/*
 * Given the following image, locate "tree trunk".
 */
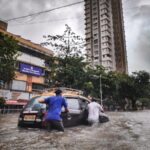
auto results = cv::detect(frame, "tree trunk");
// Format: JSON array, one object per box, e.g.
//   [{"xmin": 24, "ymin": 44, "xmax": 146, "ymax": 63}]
[{"xmin": 131, "ymin": 99, "xmax": 137, "ymax": 110}]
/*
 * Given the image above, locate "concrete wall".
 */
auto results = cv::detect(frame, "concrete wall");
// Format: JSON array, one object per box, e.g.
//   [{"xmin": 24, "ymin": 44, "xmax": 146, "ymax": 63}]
[{"xmin": 0, "ymin": 89, "xmax": 36, "ymax": 100}]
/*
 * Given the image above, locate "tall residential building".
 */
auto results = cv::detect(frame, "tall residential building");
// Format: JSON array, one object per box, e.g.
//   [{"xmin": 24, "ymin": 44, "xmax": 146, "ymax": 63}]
[{"xmin": 85, "ymin": 0, "xmax": 128, "ymax": 73}]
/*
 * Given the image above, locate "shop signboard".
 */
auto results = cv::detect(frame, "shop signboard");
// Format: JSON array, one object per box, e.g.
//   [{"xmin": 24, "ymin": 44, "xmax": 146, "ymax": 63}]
[{"xmin": 20, "ymin": 63, "xmax": 43, "ymax": 76}]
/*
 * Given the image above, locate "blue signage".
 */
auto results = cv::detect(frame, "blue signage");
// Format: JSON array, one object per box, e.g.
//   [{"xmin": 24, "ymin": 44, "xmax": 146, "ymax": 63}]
[{"xmin": 20, "ymin": 63, "xmax": 43, "ymax": 76}]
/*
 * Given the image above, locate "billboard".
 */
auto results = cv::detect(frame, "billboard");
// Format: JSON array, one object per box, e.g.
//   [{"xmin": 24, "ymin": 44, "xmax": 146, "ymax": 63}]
[{"xmin": 19, "ymin": 63, "xmax": 43, "ymax": 76}]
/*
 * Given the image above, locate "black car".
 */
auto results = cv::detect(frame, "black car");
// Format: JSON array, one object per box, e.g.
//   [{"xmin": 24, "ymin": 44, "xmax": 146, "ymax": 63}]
[
  {"xmin": 18, "ymin": 94, "xmax": 91, "ymax": 128},
  {"xmin": 18, "ymin": 89, "xmax": 109, "ymax": 128}
]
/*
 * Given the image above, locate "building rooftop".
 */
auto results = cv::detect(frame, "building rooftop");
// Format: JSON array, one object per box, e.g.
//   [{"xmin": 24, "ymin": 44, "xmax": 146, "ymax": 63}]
[{"xmin": 0, "ymin": 28, "xmax": 53, "ymax": 57}]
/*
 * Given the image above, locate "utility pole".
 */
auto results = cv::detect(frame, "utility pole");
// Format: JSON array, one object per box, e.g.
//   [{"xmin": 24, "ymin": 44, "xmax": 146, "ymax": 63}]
[{"xmin": 100, "ymin": 74, "xmax": 103, "ymax": 106}]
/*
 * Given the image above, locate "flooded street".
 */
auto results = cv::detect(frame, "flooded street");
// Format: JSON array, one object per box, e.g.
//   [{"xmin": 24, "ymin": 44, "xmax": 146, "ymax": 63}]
[{"xmin": 0, "ymin": 111, "xmax": 150, "ymax": 150}]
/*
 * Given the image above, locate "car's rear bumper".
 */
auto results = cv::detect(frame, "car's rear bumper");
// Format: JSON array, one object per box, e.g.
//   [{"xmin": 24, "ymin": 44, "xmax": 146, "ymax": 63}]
[{"xmin": 18, "ymin": 120, "xmax": 43, "ymax": 128}]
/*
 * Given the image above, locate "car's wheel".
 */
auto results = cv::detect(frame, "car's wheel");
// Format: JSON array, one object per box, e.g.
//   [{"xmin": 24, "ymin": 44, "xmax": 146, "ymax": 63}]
[{"xmin": 99, "ymin": 115, "xmax": 109, "ymax": 123}]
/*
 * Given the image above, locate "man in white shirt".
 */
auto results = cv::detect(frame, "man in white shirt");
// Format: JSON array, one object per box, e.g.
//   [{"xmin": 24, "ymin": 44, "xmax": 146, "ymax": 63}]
[{"xmin": 87, "ymin": 97, "xmax": 104, "ymax": 125}]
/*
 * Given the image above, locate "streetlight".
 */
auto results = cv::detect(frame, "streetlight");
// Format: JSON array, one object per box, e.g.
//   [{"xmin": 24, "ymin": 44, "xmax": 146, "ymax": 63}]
[
  {"xmin": 91, "ymin": 74, "xmax": 103, "ymax": 106},
  {"xmin": 99, "ymin": 74, "xmax": 103, "ymax": 106}
]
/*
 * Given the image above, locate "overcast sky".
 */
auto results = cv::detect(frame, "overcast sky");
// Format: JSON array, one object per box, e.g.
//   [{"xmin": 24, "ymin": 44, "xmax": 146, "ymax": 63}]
[{"xmin": 0, "ymin": 0, "xmax": 150, "ymax": 74}]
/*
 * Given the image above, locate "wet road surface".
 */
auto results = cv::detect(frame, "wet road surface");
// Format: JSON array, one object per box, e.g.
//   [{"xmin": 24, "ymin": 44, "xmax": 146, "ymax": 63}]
[{"xmin": 0, "ymin": 110, "xmax": 150, "ymax": 150}]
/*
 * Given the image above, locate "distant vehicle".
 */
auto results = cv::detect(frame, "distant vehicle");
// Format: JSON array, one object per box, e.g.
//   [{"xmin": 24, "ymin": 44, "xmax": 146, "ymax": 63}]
[{"xmin": 18, "ymin": 88, "xmax": 109, "ymax": 128}]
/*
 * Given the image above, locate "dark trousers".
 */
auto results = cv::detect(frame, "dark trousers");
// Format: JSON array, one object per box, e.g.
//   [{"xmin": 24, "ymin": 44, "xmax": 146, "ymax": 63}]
[{"xmin": 46, "ymin": 120, "xmax": 64, "ymax": 132}]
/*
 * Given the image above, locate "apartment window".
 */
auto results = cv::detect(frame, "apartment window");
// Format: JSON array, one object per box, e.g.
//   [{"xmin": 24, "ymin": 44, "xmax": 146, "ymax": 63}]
[
  {"xmin": 101, "ymin": 13, "xmax": 109, "ymax": 19},
  {"xmin": 102, "ymin": 48, "xmax": 111, "ymax": 53},
  {"xmin": 86, "ymin": 38, "xmax": 91, "ymax": 43},
  {"xmin": 93, "ymin": 22, "xmax": 98, "ymax": 27},
  {"xmin": 103, "ymin": 42, "xmax": 111, "ymax": 46},
  {"xmin": 86, "ymin": 33, "xmax": 91, "ymax": 37},
  {"xmin": 93, "ymin": 17, "xmax": 98, "ymax": 22},
  {"xmin": 101, "ymin": 24, "xmax": 110, "ymax": 30},
  {"xmin": 107, "ymin": 60, "xmax": 112, "ymax": 65},
  {"xmin": 86, "ymin": 24, "xmax": 91, "ymax": 28},
  {"xmin": 92, "ymin": 2, "xmax": 97, "ymax": 6},
  {"xmin": 86, "ymin": 48, "xmax": 91, "ymax": 52},
  {"xmin": 32, "ymin": 83, "xmax": 44, "ymax": 91},
  {"xmin": 101, "ymin": 30, "xmax": 111, "ymax": 36},
  {"xmin": 92, "ymin": 7, "xmax": 97, "ymax": 12},
  {"xmin": 94, "ymin": 39, "xmax": 98, "ymax": 44},
  {"xmin": 86, "ymin": 28, "xmax": 91, "ymax": 33},
  {"xmin": 86, "ymin": 44, "xmax": 91, "ymax": 49},
  {"xmin": 94, "ymin": 51, "xmax": 99, "ymax": 55},
  {"xmin": 12, "ymin": 80, "xmax": 26, "ymax": 91},
  {"xmin": 85, "ymin": 11, "xmax": 90, "ymax": 16},
  {"xmin": 94, "ymin": 45, "xmax": 98, "ymax": 49},
  {"xmin": 101, "ymin": 18, "xmax": 110, "ymax": 24},
  {"xmin": 94, "ymin": 33, "xmax": 98, "ymax": 38},
  {"xmin": 107, "ymin": 54, "xmax": 111, "ymax": 57},
  {"xmin": 94, "ymin": 57, "xmax": 99, "ymax": 60},
  {"xmin": 86, "ymin": 18, "xmax": 91, "ymax": 23},
  {"xmin": 93, "ymin": 28, "xmax": 98, "ymax": 34},
  {"xmin": 100, "ymin": 2, "xmax": 109, "ymax": 8},
  {"xmin": 102, "ymin": 36, "xmax": 111, "ymax": 41},
  {"xmin": 92, "ymin": 12, "xmax": 97, "ymax": 16},
  {"xmin": 102, "ymin": 54, "xmax": 111, "ymax": 58}
]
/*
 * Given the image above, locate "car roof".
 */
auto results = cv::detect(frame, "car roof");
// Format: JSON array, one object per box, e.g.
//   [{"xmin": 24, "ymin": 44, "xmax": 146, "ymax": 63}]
[{"xmin": 39, "ymin": 87, "xmax": 90, "ymax": 102}]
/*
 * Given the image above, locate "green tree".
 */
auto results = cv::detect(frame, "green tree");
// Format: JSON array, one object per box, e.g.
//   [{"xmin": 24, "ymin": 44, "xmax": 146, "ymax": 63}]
[
  {"xmin": 55, "ymin": 56, "xmax": 87, "ymax": 88},
  {"xmin": 0, "ymin": 97, "xmax": 5, "ymax": 108},
  {"xmin": 42, "ymin": 24, "xmax": 85, "ymax": 58},
  {"xmin": 130, "ymin": 71, "xmax": 150, "ymax": 109},
  {"xmin": 137, "ymin": 98, "xmax": 150, "ymax": 109},
  {"xmin": 105, "ymin": 71, "xmax": 150, "ymax": 110},
  {"xmin": 0, "ymin": 32, "xmax": 19, "ymax": 86},
  {"xmin": 42, "ymin": 24, "xmax": 87, "ymax": 89},
  {"xmin": 84, "ymin": 65, "xmax": 105, "ymax": 98}
]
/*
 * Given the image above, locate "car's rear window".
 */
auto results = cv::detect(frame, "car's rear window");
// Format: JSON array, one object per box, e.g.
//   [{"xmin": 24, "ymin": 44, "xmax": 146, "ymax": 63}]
[{"xmin": 25, "ymin": 96, "xmax": 48, "ymax": 111}]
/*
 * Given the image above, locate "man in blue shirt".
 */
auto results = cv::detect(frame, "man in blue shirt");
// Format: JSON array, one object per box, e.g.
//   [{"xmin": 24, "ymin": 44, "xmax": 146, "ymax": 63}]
[{"xmin": 38, "ymin": 89, "xmax": 69, "ymax": 132}]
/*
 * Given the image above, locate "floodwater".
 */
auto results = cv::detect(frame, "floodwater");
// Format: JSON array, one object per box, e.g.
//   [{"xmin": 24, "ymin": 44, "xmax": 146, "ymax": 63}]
[{"xmin": 0, "ymin": 111, "xmax": 150, "ymax": 150}]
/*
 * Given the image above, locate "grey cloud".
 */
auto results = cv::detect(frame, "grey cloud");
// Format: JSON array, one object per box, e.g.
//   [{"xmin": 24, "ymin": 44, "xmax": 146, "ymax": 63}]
[
  {"xmin": 0, "ymin": 0, "xmax": 85, "ymax": 47},
  {"xmin": 135, "ymin": 23, "xmax": 150, "ymax": 71},
  {"xmin": 123, "ymin": 0, "xmax": 150, "ymax": 73}
]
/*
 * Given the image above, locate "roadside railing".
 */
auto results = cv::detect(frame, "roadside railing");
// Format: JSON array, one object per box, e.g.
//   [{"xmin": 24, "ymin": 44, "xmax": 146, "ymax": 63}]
[{"xmin": 0, "ymin": 109, "xmax": 22, "ymax": 114}]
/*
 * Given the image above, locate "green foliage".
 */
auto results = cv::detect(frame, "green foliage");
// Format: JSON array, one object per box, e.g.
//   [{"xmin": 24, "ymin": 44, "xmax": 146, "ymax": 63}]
[
  {"xmin": 106, "ymin": 71, "xmax": 150, "ymax": 110},
  {"xmin": 42, "ymin": 24, "xmax": 85, "ymax": 58},
  {"xmin": 53, "ymin": 56, "xmax": 87, "ymax": 89},
  {"xmin": 83, "ymin": 81, "xmax": 94, "ymax": 96},
  {"xmin": 0, "ymin": 32, "xmax": 19, "ymax": 85},
  {"xmin": 137, "ymin": 98, "xmax": 150, "ymax": 109}
]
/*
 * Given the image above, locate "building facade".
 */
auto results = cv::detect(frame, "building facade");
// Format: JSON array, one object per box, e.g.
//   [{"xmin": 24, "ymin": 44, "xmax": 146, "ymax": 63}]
[
  {"xmin": 0, "ymin": 20, "xmax": 53, "ymax": 100},
  {"xmin": 85, "ymin": 0, "xmax": 128, "ymax": 73}
]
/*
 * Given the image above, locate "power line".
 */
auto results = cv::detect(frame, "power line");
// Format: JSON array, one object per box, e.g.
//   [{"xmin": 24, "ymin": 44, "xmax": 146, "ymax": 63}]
[
  {"xmin": 9, "ymin": 16, "xmax": 84, "ymax": 26},
  {"xmin": 5, "ymin": 1, "xmax": 84, "ymax": 22}
]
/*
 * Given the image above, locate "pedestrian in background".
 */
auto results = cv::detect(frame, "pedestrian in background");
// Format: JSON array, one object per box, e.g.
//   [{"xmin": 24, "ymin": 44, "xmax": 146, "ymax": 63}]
[
  {"xmin": 87, "ymin": 97, "xmax": 104, "ymax": 125},
  {"xmin": 38, "ymin": 89, "xmax": 69, "ymax": 132}
]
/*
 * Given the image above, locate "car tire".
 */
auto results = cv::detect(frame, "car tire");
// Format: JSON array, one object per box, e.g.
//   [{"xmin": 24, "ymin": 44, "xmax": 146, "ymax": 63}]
[{"xmin": 99, "ymin": 115, "xmax": 109, "ymax": 123}]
